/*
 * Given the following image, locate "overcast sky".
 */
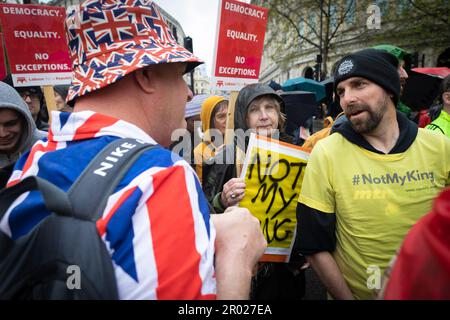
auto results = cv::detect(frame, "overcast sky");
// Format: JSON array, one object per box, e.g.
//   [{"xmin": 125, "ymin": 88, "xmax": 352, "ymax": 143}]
[{"xmin": 155, "ymin": 0, "xmax": 251, "ymax": 77}]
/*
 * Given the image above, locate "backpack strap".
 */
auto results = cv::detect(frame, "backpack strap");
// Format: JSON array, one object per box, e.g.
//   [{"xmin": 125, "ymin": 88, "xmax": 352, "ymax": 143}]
[
  {"xmin": 0, "ymin": 138, "xmax": 155, "ymax": 224},
  {"xmin": 0, "ymin": 167, "xmax": 74, "ymax": 258},
  {"xmin": 0, "ymin": 176, "xmax": 73, "ymax": 222},
  {"xmin": 68, "ymin": 138, "xmax": 156, "ymax": 221}
]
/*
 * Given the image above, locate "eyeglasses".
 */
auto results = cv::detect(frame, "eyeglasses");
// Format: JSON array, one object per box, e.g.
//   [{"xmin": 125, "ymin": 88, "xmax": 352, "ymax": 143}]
[{"xmin": 19, "ymin": 92, "xmax": 41, "ymax": 101}]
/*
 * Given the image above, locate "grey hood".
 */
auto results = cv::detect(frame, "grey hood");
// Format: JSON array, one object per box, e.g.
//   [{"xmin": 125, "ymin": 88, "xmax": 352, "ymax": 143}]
[
  {"xmin": 234, "ymin": 83, "xmax": 285, "ymax": 131},
  {"xmin": 0, "ymin": 82, "xmax": 47, "ymax": 167}
]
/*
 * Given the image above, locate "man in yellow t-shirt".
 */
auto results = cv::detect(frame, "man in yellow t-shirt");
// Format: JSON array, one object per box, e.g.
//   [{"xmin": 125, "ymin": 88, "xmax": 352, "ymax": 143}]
[{"xmin": 295, "ymin": 49, "xmax": 450, "ymax": 300}]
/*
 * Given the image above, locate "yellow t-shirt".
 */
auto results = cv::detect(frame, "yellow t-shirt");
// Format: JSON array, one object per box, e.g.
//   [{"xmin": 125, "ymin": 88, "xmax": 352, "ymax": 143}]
[{"xmin": 298, "ymin": 129, "xmax": 450, "ymax": 299}]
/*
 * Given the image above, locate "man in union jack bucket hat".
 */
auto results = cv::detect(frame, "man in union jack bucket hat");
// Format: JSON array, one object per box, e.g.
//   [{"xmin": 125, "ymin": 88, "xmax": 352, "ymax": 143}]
[
  {"xmin": 65, "ymin": 0, "xmax": 203, "ymax": 103},
  {"xmin": 1, "ymin": 0, "xmax": 266, "ymax": 299}
]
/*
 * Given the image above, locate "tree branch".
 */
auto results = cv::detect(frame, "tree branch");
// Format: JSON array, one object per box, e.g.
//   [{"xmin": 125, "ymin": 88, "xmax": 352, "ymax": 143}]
[
  {"xmin": 302, "ymin": 14, "xmax": 321, "ymax": 39},
  {"xmin": 406, "ymin": 0, "xmax": 448, "ymax": 25},
  {"xmin": 272, "ymin": 6, "xmax": 320, "ymax": 48},
  {"xmin": 328, "ymin": 0, "xmax": 355, "ymax": 42}
]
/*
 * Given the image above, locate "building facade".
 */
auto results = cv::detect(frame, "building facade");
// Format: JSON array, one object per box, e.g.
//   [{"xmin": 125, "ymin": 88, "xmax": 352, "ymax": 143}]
[
  {"xmin": 252, "ymin": 0, "xmax": 449, "ymax": 85},
  {"xmin": 193, "ymin": 65, "xmax": 211, "ymax": 95}
]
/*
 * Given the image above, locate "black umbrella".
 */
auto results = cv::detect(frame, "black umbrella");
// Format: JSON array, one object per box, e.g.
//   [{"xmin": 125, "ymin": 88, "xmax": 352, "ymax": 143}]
[
  {"xmin": 401, "ymin": 70, "xmax": 442, "ymax": 111},
  {"xmin": 320, "ymin": 77, "xmax": 334, "ymax": 103},
  {"xmin": 279, "ymin": 91, "xmax": 318, "ymax": 134},
  {"xmin": 319, "ymin": 77, "xmax": 343, "ymax": 118}
]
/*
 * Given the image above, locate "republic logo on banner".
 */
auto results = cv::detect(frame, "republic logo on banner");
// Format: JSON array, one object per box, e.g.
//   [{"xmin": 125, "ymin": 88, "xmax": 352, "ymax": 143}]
[
  {"xmin": 212, "ymin": 0, "xmax": 269, "ymax": 91},
  {"xmin": 0, "ymin": 4, "xmax": 72, "ymax": 87}
]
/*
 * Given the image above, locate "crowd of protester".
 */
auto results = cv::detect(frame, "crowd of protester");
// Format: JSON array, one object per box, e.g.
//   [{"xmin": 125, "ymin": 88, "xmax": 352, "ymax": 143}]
[{"xmin": 0, "ymin": 0, "xmax": 449, "ymax": 300}]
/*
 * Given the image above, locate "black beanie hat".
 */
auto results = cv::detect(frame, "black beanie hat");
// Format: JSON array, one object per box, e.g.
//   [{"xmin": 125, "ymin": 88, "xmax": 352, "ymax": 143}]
[{"xmin": 334, "ymin": 48, "xmax": 400, "ymax": 105}]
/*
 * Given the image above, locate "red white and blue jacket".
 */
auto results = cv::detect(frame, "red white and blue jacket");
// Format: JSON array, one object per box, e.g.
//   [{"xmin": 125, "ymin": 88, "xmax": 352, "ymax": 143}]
[{"xmin": 0, "ymin": 111, "xmax": 217, "ymax": 299}]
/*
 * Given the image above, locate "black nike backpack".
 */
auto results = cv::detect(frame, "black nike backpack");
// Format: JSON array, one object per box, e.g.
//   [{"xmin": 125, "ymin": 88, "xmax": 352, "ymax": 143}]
[{"xmin": 0, "ymin": 138, "xmax": 155, "ymax": 299}]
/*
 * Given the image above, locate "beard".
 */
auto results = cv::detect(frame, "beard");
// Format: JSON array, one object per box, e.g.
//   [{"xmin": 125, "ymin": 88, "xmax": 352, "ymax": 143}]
[
  {"xmin": 400, "ymin": 80, "xmax": 405, "ymax": 96},
  {"xmin": 345, "ymin": 95, "xmax": 389, "ymax": 134}
]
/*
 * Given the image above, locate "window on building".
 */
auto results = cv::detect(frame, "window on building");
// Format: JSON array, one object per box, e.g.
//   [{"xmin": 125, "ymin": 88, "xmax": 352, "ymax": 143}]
[
  {"xmin": 329, "ymin": 2, "xmax": 339, "ymax": 30},
  {"xmin": 396, "ymin": 0, "xmax": 412, "ymax": 14},
  {"xmin": 298, "ymin": 19, "xmax": 305, "ymax": 37},
  {"xmin": 172, "ymin": 27, "xmax": 178, "ymax": 43},
  {"xmin": 303, "ymin": 66, "xmax": 314, "ymax": 79},
  {"xmin": 308, "ymin": 12, "xmax": 316, "ymax": 35},
  {"xmin": 344, "ymin": 0, "xmax": 356, "ymax": 25},
  {"xmin": 374, "ymin": 0, "xmax": 389, "ymax": 16}
]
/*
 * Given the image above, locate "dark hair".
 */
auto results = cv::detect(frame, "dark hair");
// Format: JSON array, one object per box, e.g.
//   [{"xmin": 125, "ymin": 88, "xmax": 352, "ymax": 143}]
[
  {"xmin": 54, "ymin": 85, "xmax": 70, "ymax": 102},
  {"xmin": 441, "ymin": 75, "xmax": 450, "ymax": 95},
  {"xmin": 437, "ymin": 75, "xmax": 450, "ymax": 104},
  {"xmin": 210, "ymin": 100, "xmax": 228, "ymax": 129}
]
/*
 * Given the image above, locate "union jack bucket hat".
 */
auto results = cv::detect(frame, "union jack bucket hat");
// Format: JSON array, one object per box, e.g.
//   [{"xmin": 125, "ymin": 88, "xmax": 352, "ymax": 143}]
[{"xmin": 65, "ymin": 0, "xmax": 202, "ymax": 104}]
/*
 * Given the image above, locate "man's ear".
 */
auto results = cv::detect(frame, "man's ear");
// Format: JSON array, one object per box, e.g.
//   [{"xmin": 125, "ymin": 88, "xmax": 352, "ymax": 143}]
[
  {"xmin": 390, "ymin": 94, "xmax": 395, "ymax": 102},
  {"xmin": 442, "ymin": 92, "xmax": 450, "ymax": 105},
  {"xmin": 134, "ymin": 66, "xmax": 156, "ymax": 94}
]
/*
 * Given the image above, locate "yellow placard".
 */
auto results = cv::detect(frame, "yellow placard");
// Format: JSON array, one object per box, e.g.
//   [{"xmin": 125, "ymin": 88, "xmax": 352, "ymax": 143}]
[{"xmin": 239, "ymin": 134, "xmax": 309, "ymax": 262}]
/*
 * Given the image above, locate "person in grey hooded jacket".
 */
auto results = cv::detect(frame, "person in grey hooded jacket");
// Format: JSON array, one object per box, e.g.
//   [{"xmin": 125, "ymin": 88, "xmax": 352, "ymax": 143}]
[
  {"xmin": 203, "ymin": 83, "xmax": 292, "ymax": 211},
  {"xmin": 0, "ymin": 82, "xmax": 47, "ymax": 187},
  {"xmin": 202, "ymin": 83, "xmax": 305, "ymax": 300}
]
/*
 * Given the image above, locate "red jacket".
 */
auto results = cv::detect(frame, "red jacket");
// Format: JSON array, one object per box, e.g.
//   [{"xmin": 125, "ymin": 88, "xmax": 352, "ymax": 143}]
[
  {"xmin": 384, "ymin": 188, "xmax": 450, "ymax": 299},
  {"xmin": 418, "ymin": 109, "xmax": 431, "ymax": 128}
]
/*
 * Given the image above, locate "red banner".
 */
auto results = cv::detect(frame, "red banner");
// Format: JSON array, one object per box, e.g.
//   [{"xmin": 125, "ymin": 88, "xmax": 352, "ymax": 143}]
[
  {"xmin": 0, "ymin": 4, "xmax": 72, "ymax": 87},
  {"xmin": 212, "ymin": 0, "xmax": 269, "ymax": 91},
  {"xmin": 0, "ymin": 33, "xmax": 6, "ymax": 81}
]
